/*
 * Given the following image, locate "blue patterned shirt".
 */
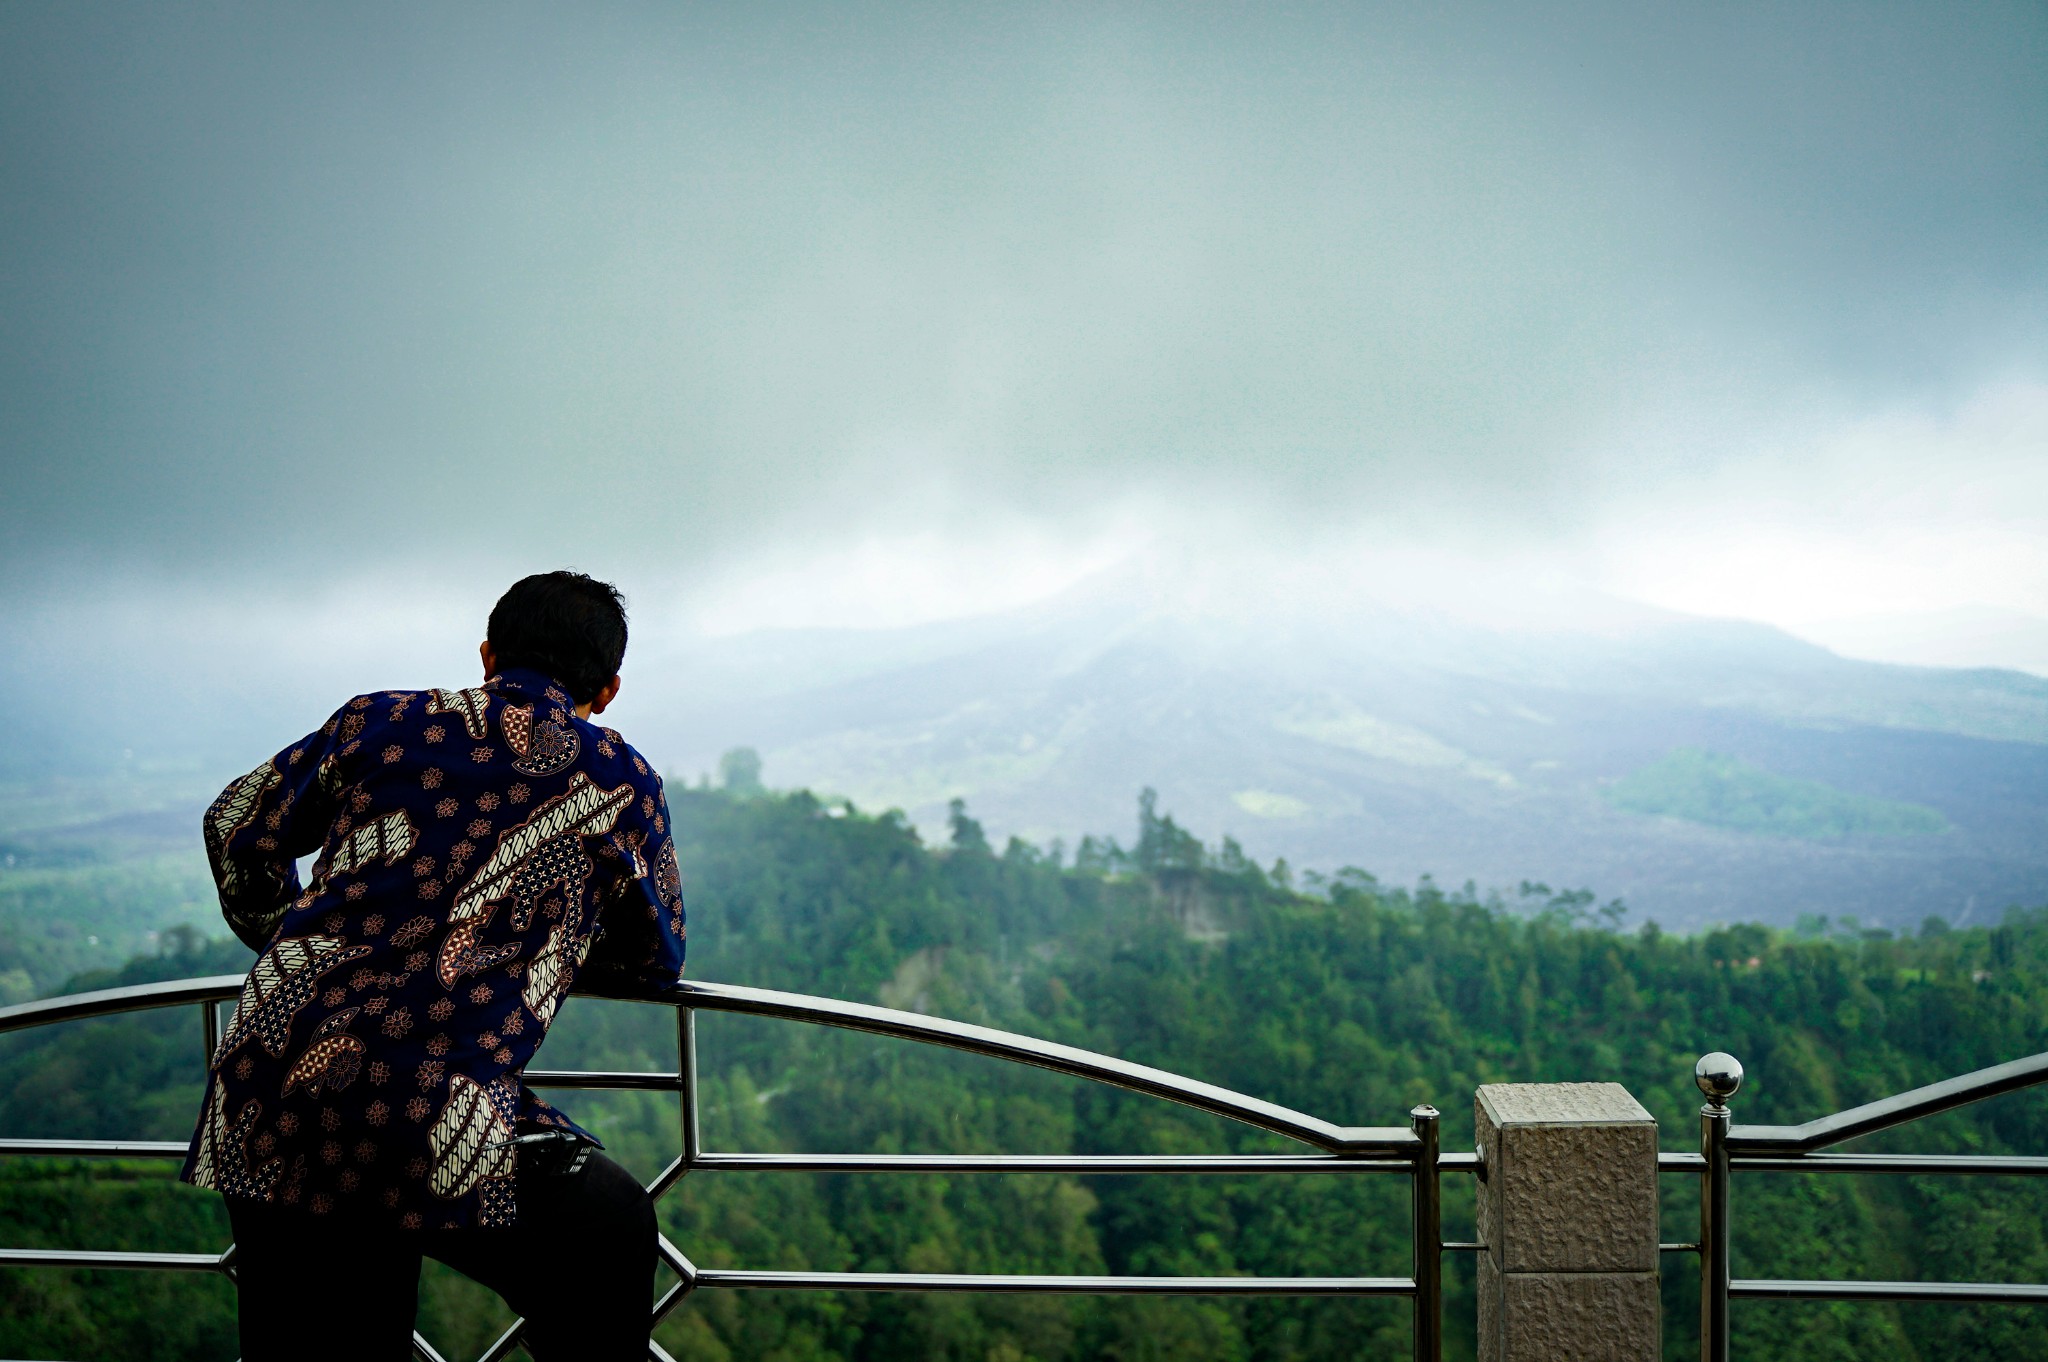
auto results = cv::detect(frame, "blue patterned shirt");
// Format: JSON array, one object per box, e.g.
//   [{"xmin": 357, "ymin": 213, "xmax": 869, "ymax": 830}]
[{"xmin": 181, "ymin": 667, "xmax": 686, "ymax": 1229}]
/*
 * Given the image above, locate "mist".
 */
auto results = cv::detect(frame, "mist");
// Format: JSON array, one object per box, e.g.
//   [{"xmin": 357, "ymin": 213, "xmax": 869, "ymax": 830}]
[
  {"xmin": 2, "ymin": 3, "xmax": 2043, "ymax": 632},
  {"xmin": 3, "ymin": 3, "xmax": 2046, "ymax": 886}
]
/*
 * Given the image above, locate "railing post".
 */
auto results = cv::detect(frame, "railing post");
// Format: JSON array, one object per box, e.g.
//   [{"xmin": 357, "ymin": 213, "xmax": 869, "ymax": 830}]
[
  {"xmin": 679, "ymin": 1006, "xmax": 701, "ymax": 1167},
  {"xmin": 1696, "ymin": 1054, "xmax": 1742, "ymax": 1362},
  {"xmin": 1475, "ymin": 1082, "xmax": 1660, "ymax": 1361},
  {"xmin": 200, "ymin": 1000, "xmax": 220, "ymax": 1065},
  {"xmin": 1411, "ymin": 1104, "xmax": 1442, "ymax": 1362}
]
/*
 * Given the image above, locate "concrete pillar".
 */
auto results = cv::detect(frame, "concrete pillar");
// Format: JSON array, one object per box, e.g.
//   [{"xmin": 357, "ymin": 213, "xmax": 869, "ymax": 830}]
[{"xmin": 1475, "ymin": 1082, "xmax": 1660, "ymax": 1362}]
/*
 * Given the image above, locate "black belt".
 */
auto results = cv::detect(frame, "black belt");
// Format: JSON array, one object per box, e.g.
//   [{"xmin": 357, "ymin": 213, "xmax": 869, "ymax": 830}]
[{"xmin": 484, "ymin": 1129, "xmax": 595, "ymax": 1178}]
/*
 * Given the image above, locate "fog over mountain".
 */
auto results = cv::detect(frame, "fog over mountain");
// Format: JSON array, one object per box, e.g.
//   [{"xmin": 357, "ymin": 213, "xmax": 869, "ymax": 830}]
[
  {"xmin": 8, "ymin": 559, "xmax": 2044, "ymax": 936},
  {"xmin": 652, "ymin": 570, "xmax": 2048, "ymax": 934},
  {"xmin": 1, "ymin": 3, "xmax": 2044, "ymax": 934}
]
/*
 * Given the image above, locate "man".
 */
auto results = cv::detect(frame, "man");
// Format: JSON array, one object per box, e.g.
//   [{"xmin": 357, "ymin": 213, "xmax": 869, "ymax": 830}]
[{"xmin": 182, "ymin": 571, "xmax": 686, "ymax": 1361}]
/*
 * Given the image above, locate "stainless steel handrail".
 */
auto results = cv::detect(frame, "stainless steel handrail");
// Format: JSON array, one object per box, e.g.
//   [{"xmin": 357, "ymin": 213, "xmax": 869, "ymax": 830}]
[
  {"xmin": 0, "ymin": 1138, "xmax": 190, "ymax": 1159},
  {"xmin": 0, "ymin": 975, "xmax": 1453, "ymax": 1362},
  {"xmin": 0, "ymin": 973, "xmax": 245, "ymax": 1032},
  {"xmin": 1693, "ymin": 1047, "xmax": 2048, "ymax": 1362},
  {"xmin": 1731, "ymin": 1153, "xmax": 2048, "ymax": 1176},
  {"xmin": 1730, "ymin": 1279, "xmax": 2048, "ymax": 1303},
  {"xmin": 671, "ymin": 980, "xmax": 1419, "ymax": 1155},
  {"xmin": 1726, "ymin": 1050, "xmax": 2048, "ymax": 1154},
  {"xmin": 687, "ymin": 1153, "xmax": 1412, "ymax": 1173},
  {"xmin": 693, "ymin": 1269, "xmax": 1417, "ymax": 1294}
]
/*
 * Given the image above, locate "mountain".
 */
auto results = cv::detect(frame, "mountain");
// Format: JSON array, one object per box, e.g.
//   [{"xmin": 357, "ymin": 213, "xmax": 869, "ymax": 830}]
[
  {"xmin": 1802, "ymin": 603, "xmax": 2048, "ymax": 676},
  {"xmin": 4, "ymin": 571, "xmax": 2043, "ymax": 936},
  {"xmin": 629, "ymin": 574, "xmax": 2048, "ymax": 933}
]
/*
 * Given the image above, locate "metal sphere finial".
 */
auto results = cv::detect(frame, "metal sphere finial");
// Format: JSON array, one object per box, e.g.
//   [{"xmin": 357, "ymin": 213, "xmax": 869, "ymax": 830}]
[{"xmin": 1695, "ymin": 1052, "xmax": 1744, "ymax": 1105}]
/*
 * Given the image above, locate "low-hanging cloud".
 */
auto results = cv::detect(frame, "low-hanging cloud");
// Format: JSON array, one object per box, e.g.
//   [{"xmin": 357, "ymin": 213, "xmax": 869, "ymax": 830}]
[{"xmin": 1, "ymin": 0, "xmax": 2044, "ymax": 604}]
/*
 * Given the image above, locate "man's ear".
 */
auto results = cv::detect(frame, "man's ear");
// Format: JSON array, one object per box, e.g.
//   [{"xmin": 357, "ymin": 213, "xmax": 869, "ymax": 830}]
[
  {"xmin": 587, "ymin": 674, "xmax": 622, "ymax": 717},
  {"xmin": 479, "ymin": 641, "xmax": 497, "ymax": 680}
]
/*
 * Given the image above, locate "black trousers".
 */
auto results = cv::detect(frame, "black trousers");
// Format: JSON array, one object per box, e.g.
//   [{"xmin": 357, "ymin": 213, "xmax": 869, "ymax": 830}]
[{"xmin": 225, "ymin": 1152, "xmax": 656, "ymax": 1362}]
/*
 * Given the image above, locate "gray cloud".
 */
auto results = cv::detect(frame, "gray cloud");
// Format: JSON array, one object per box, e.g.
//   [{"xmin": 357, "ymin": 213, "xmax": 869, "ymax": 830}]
[{"xmin": 1, "ymin": 1, "xmax": 2044, "ymax": 582}]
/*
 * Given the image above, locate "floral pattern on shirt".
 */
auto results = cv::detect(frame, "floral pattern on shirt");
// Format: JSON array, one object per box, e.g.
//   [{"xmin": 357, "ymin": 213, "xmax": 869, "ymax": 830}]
[{"xmin": 182, "ymin": 668, "xmax": 685, "ymax": 1229}]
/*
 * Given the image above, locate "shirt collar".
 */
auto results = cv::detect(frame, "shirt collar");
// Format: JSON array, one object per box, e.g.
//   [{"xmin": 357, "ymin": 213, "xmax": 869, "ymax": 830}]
[{"xmin": 485, "ymin": 666, "xmax": 577, "ymax": 709}]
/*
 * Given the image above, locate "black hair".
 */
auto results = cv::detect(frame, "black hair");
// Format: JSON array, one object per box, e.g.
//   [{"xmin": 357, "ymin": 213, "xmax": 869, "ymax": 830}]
[{"xmin": 486, "ymin": 571, "xmax": 629, "ymax": 704}]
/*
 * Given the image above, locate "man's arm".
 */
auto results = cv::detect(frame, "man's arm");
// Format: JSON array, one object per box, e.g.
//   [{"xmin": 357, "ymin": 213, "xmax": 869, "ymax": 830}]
[
  {"xmin": 202, "ymin": 709, "xmax": 348, "ymax": 951},
  {"xmin": 577, "ymin": 774, "xmax": 687, "ymax": 1000}
]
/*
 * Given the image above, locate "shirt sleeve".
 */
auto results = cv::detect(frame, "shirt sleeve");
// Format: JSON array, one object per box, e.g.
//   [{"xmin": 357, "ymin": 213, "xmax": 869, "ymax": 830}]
[
  {"xmin": 201, "ymin": 709, "xmax": 348, "ymax": 952},
  {"xmin": 576, "ymin": 773, "xmax": 687, "ymax": 1000}
]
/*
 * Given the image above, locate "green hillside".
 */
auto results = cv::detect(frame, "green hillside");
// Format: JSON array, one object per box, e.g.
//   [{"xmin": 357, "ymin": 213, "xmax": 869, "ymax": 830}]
[
  {"xmin": 3, "ymin": 786, "xmax": 2047, "ymax": 1360},
  {"xmin": 1606, "ymin": 747, "xmax": 1952, "ymax": 840}
]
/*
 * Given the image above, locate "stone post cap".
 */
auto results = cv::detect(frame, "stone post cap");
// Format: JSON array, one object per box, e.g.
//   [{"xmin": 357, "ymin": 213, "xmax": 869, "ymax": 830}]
[
  {"xmin": 1477, "ymin": 1082, "xmax": 1654, "ymax": 1127},
  {"xmin": 1476, "ymin": 1082, "xmax": 1659, "ymax": 1278}
]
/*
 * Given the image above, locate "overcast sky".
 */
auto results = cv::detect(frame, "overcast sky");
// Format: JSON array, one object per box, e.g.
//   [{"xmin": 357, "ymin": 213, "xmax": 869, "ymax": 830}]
[{"xmin": 3, "ymin": 1, "xmax": 2045, "ymax": 673}]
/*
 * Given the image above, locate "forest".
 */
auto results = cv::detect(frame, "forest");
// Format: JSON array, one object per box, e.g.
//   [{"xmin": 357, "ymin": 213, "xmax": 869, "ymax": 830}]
[{"xmin": 4, "ymin": 781, "xmax": 2048, "ymax": 1361}]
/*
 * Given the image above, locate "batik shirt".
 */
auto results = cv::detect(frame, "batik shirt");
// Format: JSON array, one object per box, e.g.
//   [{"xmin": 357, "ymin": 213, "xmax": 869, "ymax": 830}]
[{"xmin": 181, "ymin": 667, "xmax": 686, "ymax": 1230}]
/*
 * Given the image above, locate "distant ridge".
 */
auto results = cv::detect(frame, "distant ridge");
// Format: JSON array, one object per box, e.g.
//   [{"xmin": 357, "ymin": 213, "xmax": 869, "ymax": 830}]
[
  {"xmin": 4, "ymin": 572, "xmax": 2043, "ymax": 933},
  {"xmin": 640, "ymin": 577, "xmax": 2048, "ymax": 933}
]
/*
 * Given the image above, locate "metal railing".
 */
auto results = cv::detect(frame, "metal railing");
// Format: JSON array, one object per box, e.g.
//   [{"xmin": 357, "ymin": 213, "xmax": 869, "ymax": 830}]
[
  {"xmin": 1689, "ymin": 1047, "xmax": 2048, "ymax": 1362},
  {"xmin": 0, "ymin": 976, "xmax": 1462, "ymax": 1362}
]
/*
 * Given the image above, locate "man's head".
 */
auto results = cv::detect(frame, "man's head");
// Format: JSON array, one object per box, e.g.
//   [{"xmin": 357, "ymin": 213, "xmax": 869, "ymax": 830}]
[{"xmin": 481, "ymin": 571, "xmax": 628, "ymax": 715}]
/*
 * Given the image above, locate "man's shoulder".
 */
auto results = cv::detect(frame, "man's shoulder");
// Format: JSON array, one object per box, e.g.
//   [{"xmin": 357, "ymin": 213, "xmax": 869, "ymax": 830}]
[
  {"xmin": 576, "ymin": 721, "xmax": 662, "ymax": 788},
  {"xmin": 331, "ymin": 687, "xmax": 455, "ymax": 715},
  {"xmin": 396, "ymin": 685, "xmax": 498, "ymax": 737},
  {"xmin": 320, "ymin": 686, "xmax": 491, "ymax": 750}
]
